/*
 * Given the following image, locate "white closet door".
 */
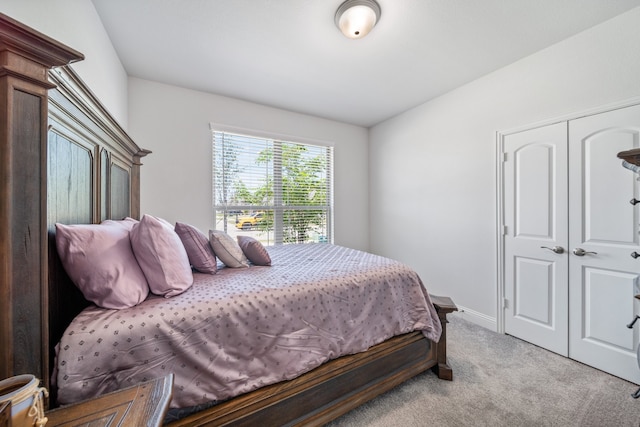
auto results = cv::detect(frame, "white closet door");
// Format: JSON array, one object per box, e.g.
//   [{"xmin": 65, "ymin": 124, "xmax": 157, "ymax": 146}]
[
  {"xmin": 568, "ymin": 104, "xmax": 640, "ymax": 384},
  {"xmin": 504, "ymin": 122, "xmax": 569, "ymax": 356}
]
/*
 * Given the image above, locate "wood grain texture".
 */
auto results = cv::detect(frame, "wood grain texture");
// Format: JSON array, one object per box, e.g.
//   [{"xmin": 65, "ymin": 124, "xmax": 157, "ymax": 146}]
[
  {"xmin": 430, "ymin": 295, "xmax": 458, "ymax": 380},
  {"xmin": 0, "ymin": 401, "xmax": 10, "ymax": 427},
  {"xmin": 0, "ymin": 12, "xmax": 82, "ymax": 381},
  {"xmin": 9, "ymin": 89, "xmax": 43, "ymax": 377},
  {"xmin": 110, "ymin": 163, "xmax": 130, "ymax": 220},
  {"xmin": 46, "ymin": 375, "xmax": 173, "ymax": 427}
]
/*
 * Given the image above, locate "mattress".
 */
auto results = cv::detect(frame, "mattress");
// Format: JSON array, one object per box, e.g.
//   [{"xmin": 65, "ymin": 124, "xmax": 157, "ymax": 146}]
[{"xmin": 54, "ymin": 243, "xmax": 442, "ymax": 408}]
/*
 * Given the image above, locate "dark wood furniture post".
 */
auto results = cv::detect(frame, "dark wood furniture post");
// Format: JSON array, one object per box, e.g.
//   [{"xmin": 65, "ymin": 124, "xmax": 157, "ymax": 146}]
[
  {"xmin": 132, "ymin": 149, "xmax": 152, "ymax": 220},
  {"xmin": 430, "ymin": 295, "xmax": 458, "ymax": 380},
  {"xmin": 0, "ymin": 13, "xmax": 83, "ymax": 382}
]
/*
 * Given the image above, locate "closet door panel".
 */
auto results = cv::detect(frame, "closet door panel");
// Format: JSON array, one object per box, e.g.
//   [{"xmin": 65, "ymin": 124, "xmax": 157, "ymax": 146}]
[
  {"xmin": 581, "ymin": 127, "xmax": 638, "ymax": 244},
  {"xmin": 568, "ymin": 103, "xmax": 640, "ymax": 384},
  {"xmin": 503, "ymin": 122, "xmax": 569, "ymax": 356}
]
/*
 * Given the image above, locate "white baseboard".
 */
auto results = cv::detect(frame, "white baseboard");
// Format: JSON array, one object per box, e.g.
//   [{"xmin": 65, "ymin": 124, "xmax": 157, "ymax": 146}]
[{"xmin": 450, "ymin": 305, "xmax": 497, "ymax": 332}]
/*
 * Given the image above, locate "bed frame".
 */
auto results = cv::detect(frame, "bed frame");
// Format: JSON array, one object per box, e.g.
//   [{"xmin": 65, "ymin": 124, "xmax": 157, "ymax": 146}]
[{"xmin": 0, "ymin": 13, "xmax": 457, "ymax": 426}]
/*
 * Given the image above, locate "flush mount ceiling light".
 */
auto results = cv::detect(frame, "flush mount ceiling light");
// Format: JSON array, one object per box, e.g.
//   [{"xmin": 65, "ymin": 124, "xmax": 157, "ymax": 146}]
[{"xmin": 335, "ymin": 0, "xmax": 381, "ymax": 39}]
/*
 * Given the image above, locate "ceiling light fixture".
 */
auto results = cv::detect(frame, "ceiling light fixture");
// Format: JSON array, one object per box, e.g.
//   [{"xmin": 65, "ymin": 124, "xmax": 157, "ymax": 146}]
[{"xmin": 335, "ymin": 0, "xmax": 381, "ymax": 39}]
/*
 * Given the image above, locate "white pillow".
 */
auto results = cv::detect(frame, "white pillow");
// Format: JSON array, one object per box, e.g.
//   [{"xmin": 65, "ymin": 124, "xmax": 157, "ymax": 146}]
[{"xmin": 209, "ymin": 230, "xmax": 249, "ymax": 268}]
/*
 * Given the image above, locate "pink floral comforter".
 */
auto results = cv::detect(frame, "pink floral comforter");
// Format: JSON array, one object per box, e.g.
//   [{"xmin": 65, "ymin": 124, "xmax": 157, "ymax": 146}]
[{"xmin": 54, "ymin": 244, "xmax": 441, "ymax": 408}]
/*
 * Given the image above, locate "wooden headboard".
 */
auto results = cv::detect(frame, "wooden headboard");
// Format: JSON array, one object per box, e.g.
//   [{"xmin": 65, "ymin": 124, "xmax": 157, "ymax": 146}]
[
  {"xmin": 0, "ymin": 13, "xmax": 149, "ymax": 396},
  {"xmin": 46, "ymin": 66, "xmax": 150, "ymax": 395}
]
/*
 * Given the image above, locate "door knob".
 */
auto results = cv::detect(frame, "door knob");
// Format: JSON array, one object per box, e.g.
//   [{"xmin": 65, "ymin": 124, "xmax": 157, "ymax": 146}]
[
  {"xmin": 632, "ymin": 252, "xmax": 640, "ymax": 259},
  {"xmin": 631, "ymin": 198, "xmax": 640, "ymax": 206},
  {"xmin": 573, "ymin": 248, "xmax": 597, "ymax": 256},
  {"xmin": 541, "ymin": 246, "xmax": 564, "ymax": 254}
]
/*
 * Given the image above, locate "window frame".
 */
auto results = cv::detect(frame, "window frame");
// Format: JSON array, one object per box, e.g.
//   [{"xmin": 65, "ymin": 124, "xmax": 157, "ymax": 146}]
[{"xmin": 210, "ymin": 123, "xmax": 334, "ymax": 246}]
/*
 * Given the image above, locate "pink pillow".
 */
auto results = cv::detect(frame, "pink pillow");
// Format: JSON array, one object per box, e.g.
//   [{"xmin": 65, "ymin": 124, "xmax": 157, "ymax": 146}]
[
  {"xmin": 174, "ymin": 222, "xmax": 217, "ymax": 274},
  {"xmin": 55, "ymin": 222, "xmax": 149, "ymax": 309},
  {"xmin": 130, "ymin": 215, "xmax": 194, "ymax": 297},
  {"xmin": 237, "ymin": 235, "xmax": 271, "ymax": 266}
]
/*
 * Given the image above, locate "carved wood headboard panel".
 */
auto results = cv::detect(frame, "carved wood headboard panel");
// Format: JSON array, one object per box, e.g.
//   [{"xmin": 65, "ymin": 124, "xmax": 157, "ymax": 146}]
[{"xmin": 46, "ymin": 66, "xmax": 149, "ymax": 396}]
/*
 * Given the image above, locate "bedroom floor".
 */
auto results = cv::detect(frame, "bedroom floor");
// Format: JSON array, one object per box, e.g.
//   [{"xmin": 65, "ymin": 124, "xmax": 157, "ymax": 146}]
[{"xmin": 327, "ymin": 314, "xmax": 640, "ymax": 427}]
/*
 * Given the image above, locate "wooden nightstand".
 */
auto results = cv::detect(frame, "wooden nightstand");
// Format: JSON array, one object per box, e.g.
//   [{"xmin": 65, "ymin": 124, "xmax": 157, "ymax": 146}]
[
  {"xmin": 0, "ymin": 401, "xmax": 10, "ymax": 427},
  {"xmin": 46, "ymin": 375, "xmax": 173, "ymax": 427}
]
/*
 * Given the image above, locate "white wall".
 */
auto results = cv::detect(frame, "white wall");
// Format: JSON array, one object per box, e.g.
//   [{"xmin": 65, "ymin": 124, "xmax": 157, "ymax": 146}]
[
  {"xmin": 3, "ymin": 0, "xmax": 370, "ymax": 250},
  {"xmin": 128, "ymin": 78, "xmax": 370, "ymax": 251},
  {"xmin": 1, "ymin": 0, "xmax": 129, "ymax": 128},
  {"xmin": 369, "ymin": 7, "xmax": 640, "ymax": 328}
]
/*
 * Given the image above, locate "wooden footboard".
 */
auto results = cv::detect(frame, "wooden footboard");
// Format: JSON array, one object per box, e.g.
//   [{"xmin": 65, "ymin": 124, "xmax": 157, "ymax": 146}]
[{"xmin": 169, "ymin": 296, "xmax": 457, "ymax": 427}]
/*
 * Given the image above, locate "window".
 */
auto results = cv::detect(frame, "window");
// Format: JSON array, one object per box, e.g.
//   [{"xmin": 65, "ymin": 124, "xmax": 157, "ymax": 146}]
[{"xmin": 212, "ymin": 130, "xmax": 333, "ymax": 246}]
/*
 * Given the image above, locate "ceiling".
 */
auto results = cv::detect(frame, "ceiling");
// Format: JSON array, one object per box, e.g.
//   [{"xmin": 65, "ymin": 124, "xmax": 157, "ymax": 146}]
[{"xmin": 92, "ymin": 0, "xmax": 640, "ymax": 127}]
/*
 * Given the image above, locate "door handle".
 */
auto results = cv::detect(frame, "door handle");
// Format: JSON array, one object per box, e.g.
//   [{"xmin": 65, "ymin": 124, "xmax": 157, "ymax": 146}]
[
  {"xmin": 541, "ymin": 246, "xmax": 564, "ymax": 254},
  {"xmin": 631, "ymin": 198, "xmax": 640, "ymax": 206},
  {"xmin": 573, "ymin": 248, "xmax": 597, "ymax": 256},
  {"xmin": 631, "ymin": 252, "xmax": 640, "ymax": 259}
]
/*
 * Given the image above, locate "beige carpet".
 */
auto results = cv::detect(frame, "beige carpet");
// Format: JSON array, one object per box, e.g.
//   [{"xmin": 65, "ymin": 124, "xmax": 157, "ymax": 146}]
[{"xmin": 327, "ymin": 314, "xmax": 640, "ymax": 427}]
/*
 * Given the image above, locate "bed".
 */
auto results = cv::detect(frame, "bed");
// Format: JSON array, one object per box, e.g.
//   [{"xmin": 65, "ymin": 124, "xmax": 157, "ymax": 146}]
[{"xmin": 0, "ymin": 14, "xmax": 457, "ymax": 426}]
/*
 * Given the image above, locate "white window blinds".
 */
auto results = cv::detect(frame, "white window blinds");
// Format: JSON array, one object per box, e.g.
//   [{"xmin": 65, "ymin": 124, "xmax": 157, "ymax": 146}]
[{"xmin": 212, "ymin": 130, "xmax": 333, "ymax": 246}]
